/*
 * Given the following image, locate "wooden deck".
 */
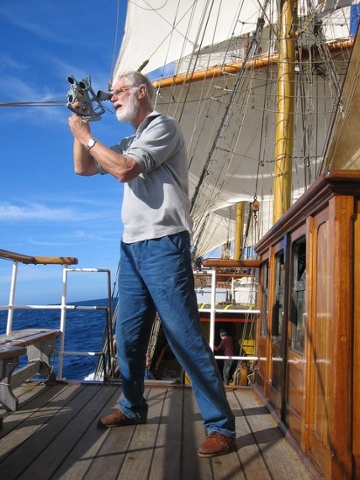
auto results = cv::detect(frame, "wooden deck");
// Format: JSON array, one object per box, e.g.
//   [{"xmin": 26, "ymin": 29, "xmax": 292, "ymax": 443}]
[{"xmin": 0, "ymin": 382, "xmax": 318, "ymax": 480}]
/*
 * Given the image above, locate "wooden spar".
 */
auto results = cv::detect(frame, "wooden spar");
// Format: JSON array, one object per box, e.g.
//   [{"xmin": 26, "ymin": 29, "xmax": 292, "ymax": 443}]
[
  {"xmin": 233, "ymin": 202, "xmax": 244, "ymax": 260},
  {"xmin": 152, "ymin": 38, "xmax": 353, "ymax": 89},
  {"xmin": 273, "ymin": 0, "xmax": 296, "ymax": 223}
]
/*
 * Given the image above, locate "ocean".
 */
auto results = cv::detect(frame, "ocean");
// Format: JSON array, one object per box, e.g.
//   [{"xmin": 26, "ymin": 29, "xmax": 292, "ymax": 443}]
[{"xmin": 0, "ymin": 298, "xmax": 110, "ymax": 381}]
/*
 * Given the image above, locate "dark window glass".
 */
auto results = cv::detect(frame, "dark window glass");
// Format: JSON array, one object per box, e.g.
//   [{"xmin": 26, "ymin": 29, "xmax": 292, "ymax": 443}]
[
  {"xmin": 291, "ymin": 237, "xmax": 306, "ymax": 353},
  {"xmin": 273, "ymin": 252, "xmax": 285, "ymax": 343},
  {"xmin": 261, "ymin": 260, "xmax": 269, "ymax": 337}
]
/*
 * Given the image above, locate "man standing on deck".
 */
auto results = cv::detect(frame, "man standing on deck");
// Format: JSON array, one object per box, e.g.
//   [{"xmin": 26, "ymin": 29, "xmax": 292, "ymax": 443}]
[
  {"xmin": 214, "ymin": 329, "xmax": 236, "ymax": 385},
  {"xmin": 68, "ymin": 71, "xmax": 236, "ymax": 457}
]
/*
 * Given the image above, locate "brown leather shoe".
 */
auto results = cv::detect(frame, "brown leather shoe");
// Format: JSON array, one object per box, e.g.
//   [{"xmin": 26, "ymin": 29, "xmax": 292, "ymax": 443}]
[
  {"xmin": 97, "ymin": 410, "xmax": 147, "ymax": 429},
  {"xmin": 198, "ymin": 432, "xmax": 236, "ymax": 457}
]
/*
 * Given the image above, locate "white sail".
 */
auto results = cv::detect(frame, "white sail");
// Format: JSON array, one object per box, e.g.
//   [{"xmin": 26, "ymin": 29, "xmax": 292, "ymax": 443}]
[
  {"xmin": 114, "ymin": 1, "xmax": 356, "ymax": 78},
  {"xmin": 113, "ymin": 1, "xmax": 359, "ymax": 258},
  {"xmin": 113, "ymin": 1, "xmax": 263, "ymax": 78}
]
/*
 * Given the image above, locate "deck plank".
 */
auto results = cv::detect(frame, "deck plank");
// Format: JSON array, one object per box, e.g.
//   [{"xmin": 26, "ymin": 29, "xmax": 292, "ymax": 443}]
[
  {"xmin": 0, "ymin": 383, "xmax": 316, "ymax": 480},
  {"xmin": 71, "ymin": 386, "xmax": 133, "ymax": 480},
  {"xmin": 47, "ymin": 384, "xmax": 122, "ymax": 480},
  {"xmin": 235, "ymin": 388, "xmax": 313, "ymax": 480},
  {"xmin": 148, "ymin": 387, "xmax": 183, "ymax": 480},
  {"xmin": 210, "ymin": 389, "xmax": 246, "ymax": 480},
  {"xmin": 0, "ymin": 383, "xmax": 81, "ymax": 460},
  {"xmin": 181, "ymin": 387, "xmax": 216, "ymax": 480},
  {"xmin": 229, "ymin": 388, "xmax": 275, "ymax": 479},
  {"xmin": 118, "ymin": 387, "xmax": 167, "ymax": 479},
  {"xmin": 2, "ymin": 384, "xmax": 100, "ymax": 479}
]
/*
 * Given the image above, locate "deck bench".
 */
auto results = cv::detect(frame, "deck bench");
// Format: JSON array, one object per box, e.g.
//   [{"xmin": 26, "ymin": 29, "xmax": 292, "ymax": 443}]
[
  {"xmin": 0, "ymin": 344, "xmax": 27, "ymax": 414},
  {"xmin": 0, "ymin": 328, "xmax": 60, "ymax": 411}
]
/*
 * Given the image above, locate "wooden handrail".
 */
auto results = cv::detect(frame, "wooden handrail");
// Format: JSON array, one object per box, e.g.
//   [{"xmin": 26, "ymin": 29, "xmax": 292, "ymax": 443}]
[
  {"xmin": 202, "ymin": 258, "xmax": 260, "ymax": 268},
  {"xmin": 195, "ymin": 272, "xmax": 254, "ymax": 278},
  {"xmin": 0, "ymin": 249, "xmax": 78, "ymax": 265}
]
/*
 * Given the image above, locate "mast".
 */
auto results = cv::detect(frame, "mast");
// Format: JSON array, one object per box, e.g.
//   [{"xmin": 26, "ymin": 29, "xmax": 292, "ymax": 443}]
[
  {"xmin": 273, "ymin": 0, "xmax": 297, "ymax": 223},
  {"xmin": 233, "ymin": 202, "xmax": 244, "ymax": 260}
]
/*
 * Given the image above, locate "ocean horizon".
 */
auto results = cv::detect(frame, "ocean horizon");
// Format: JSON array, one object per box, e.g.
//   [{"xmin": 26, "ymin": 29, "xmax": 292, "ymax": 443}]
[{"xmin": 0, "ymin": 298, "xmax": 111, "ymax": 381}]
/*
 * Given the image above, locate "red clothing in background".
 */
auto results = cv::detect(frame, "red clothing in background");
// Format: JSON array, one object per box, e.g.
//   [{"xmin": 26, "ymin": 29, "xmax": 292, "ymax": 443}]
[{"xmin": 214, "ymin": 336, "xmax": 234, "ymax": 356}]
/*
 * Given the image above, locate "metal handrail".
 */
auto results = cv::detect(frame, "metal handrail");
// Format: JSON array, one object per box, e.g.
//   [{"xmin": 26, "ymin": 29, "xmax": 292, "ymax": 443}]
[{"xmin": 0, "ymin": 251, "xmax": 113, "ymax": 382}]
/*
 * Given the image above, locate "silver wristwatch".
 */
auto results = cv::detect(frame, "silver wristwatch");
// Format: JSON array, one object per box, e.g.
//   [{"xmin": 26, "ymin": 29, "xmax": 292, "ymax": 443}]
[{"xmin": 86, "ymin": 137, "xmax": 97, "ymax": 151}]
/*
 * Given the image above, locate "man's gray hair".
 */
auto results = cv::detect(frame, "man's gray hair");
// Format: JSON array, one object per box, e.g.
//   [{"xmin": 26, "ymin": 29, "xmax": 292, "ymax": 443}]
[{"xmin": 113, "ymin": 71, "xmax": 154, "ymax": 101}]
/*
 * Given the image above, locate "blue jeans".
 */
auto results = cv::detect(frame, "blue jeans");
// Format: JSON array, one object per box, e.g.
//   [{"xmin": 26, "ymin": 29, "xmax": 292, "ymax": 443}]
[{"xmin": 116, "ymin": 231, "xmax": 235, "ymax": 437}]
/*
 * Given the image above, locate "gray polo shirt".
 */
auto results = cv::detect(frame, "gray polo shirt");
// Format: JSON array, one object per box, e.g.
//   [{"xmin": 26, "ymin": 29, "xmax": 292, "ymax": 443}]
[{"xmin": 98, "ymin": 111, "xmax": 193, "ymax": 243}]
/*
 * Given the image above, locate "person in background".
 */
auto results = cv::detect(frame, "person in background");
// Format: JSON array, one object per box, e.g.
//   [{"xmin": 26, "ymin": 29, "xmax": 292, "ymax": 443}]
[
  {"xmin": 68, "ymin": 71, "xmax": 236, "ymax": 457},
  {"xmin": 144, "ymin": 352, "xmax": 155, "ymax": 380},
  {"xmin": 214, "ymin": 329, "xmax": 236, "ymax": 385}
]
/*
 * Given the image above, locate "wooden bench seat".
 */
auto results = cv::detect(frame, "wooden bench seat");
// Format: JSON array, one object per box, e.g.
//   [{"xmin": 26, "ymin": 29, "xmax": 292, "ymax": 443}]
[
  {"xmin": 0, "ymin": 329, "xmax": 60, "ymax": 411},
  {"xmin": 0, "ymin": 344, "xmax": 27, "ymax": 414}
]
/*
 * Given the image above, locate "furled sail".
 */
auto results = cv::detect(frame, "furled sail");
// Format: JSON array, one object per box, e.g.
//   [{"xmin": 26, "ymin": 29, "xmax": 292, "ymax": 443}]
[
  {"xmin": 321, "ymin": 25, "xmax": 360, "ymax": 170},
  {"xmin": 113, "ymin": 1, "xmax": 359, "ymax": 258}
]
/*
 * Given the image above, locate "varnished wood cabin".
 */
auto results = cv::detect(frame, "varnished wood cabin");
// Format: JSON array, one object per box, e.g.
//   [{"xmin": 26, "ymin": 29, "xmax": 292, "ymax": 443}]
[{"xmin": 254, "ymin": 170, "xmax": 360, "ymax": 479}]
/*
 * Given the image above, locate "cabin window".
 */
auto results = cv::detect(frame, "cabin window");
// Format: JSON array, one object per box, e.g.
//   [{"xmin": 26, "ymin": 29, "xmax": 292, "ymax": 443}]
[
  {"xmin": 291, "ymin": 237, "xmax": 306, "ymax": 353},
  {"xmin": 272, "ymin": 251, "xmax": 285, "ymax": 343},
  {"xmin": 261, "ymin": 260, "xmax": 269, "ymax": 337}
]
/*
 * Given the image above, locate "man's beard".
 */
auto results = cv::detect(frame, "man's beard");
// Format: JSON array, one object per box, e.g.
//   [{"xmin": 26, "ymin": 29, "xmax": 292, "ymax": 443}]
[{"xmin": 115, "ymin": 92, "xmax": 139, "ymax": 123}]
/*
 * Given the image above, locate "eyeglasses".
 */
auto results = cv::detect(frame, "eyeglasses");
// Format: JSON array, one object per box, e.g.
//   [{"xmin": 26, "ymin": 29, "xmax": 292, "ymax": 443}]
[{"xmin": 111, "ymin": 85, "xmax": 134, "ymax": 97}]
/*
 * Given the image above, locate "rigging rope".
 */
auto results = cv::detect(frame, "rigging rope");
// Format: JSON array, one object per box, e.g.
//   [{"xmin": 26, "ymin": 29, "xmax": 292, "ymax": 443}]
[
  {"xmin": 190, "ymin": 8, "xmax": 269, "ymax": 259},
  {"xmin": 108, "ymin": 0, "xmax": 123, "ymax": 88}
]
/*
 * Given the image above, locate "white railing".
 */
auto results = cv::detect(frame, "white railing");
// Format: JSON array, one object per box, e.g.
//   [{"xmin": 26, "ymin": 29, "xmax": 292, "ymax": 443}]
[
  {"xmin": 196, "ymin": 259, "xmax": 261, "ymax": 364},
  {"xmin": 0, "ymin": 249, "xmax": 112, "ymax": 381}
]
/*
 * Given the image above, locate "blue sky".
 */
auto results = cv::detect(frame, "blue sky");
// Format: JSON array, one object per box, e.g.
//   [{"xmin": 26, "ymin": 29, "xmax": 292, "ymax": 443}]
[{"xmin": 0, "ymin": 1, "xmax": 134, "ymax": 304}]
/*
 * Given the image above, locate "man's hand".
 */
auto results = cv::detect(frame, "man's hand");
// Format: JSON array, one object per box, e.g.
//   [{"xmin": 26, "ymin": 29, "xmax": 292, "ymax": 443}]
[{"xmin": 68, "ymin": 114, "xmax": 91, "ymax": 146}]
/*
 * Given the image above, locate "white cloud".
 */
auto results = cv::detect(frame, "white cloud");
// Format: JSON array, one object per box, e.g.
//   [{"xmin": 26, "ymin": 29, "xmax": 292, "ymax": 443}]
[{"xmin": 0, "ymin": 201, "xmax": 115, "ymax": 223}]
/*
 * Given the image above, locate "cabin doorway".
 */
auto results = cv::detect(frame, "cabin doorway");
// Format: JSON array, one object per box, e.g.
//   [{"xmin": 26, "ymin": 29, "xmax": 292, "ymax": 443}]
[
  {"xmin": 269, "ymin": 242, "xmax": 288, "ymax": 415},
  {"xmin": 284, "ymin": 232, "xmax": 307, "ymax": 441}
]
